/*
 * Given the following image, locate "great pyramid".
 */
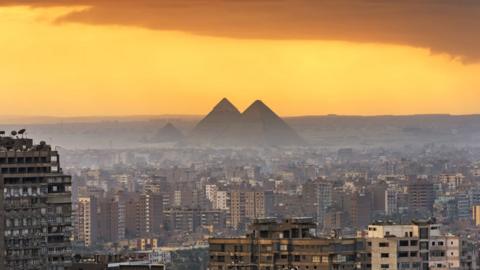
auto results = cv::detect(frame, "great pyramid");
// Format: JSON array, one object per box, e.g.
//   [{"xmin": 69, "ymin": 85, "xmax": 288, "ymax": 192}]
[
  {"xmin": 188, "ymin": 98, "xmax": 243, "ymax": 145},
  {"xmin": 188, "ymin": 98, "xmax": 305, "ymax": 146}
]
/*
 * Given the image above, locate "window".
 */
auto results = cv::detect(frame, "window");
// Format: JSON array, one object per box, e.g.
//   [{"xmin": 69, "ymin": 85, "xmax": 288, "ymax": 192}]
[
  {"xmin": 419, "ymin": 228, "xmax": 429, "ymax": 239},
  {"xmin": 312, "ymin": 256, "xmax": 321, "ymax": 263},
  {"xmin": 379, "ymin": 242, "xmax": 389, "ymax": 247},
  {"xmin": 381, "ymin": 264, "xmax": 390, "ymax": 269},
  {"xmin": 431, "ymin": 251, "xmax": 445, "ymax": 257},
  {"xmin": 398, "ymin": 252, "xmax": 409, "ymax": 258},
  {"xmin": 410, "ymin": 240, "xmax": 418, "ymax": 246},
  {"xmin": 399, "ymin": 240, "xmax": 409, "ymax": 246},
  {"xmin": 381, "ymin": 253, "xmax": 389, "ymax": 258}
]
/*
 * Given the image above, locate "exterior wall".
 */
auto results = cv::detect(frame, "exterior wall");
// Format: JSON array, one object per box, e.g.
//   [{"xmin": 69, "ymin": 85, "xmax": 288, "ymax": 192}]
[
  {"xmin": 370, "ymin": 238, "xmax": 398, "ymax": 270},
  {"xmin": 368, "ymin": 225, "xmax": 419, "ymax": 238}
]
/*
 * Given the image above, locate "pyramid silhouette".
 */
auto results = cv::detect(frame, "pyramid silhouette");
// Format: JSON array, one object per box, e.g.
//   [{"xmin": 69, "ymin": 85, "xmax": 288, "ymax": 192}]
[
  {"xmin": 188, "ymin": 98, "xmax": 243, "ymax": 145},
  {"xmin": 154, "ymin": 123, "xmax": 184, "ymax": 142},
  {"xmin": 189, "ymin": 98, "xmax": 304, "ymax": 146}
]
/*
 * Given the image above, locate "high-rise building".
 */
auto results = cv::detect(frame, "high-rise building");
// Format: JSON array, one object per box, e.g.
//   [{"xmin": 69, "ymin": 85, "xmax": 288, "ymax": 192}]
[
  {"xmin": 96, "ymin": 196, "xmax": 123, "ymax": 244},
  {"xmin": 0, "ymin": 135, "xmax": 72, "ymax": 270},
  {"xmin": 473, "ymin": 205, "xmax": 480, "ymax": 226},
  {"xmin": 318, "ymin": 182, "xmax": 333, "ymax": 228},
  {"xmin": 385, "ymin": 188, "xmax": 398, "ymax": 215},
  {"xmin": 316, "ymin": 180, "xmax": 333, "ymax": 229},
  {"xmin": 76, "ymin": 196, "xmax": 97, "ymax": 247},
  {"xmin": 227, "ymin": 190, "xmax": 273, "ymax": 230},
  {"xmin": 407, "ymin": 178, "xmax": 435, "ymax": 216}
]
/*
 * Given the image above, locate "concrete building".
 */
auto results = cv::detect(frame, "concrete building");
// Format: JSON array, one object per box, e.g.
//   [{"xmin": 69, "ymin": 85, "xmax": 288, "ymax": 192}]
[
  {"xmin": 473, "ymin": 205, "xmax": 480, "ymax": 226},
  {"xmin": 367, "ymin": 219, "xmax": 460, "ymax": 270},
  {"xmin": 163, "ymin": 208, "xmax": 225, "ymax": 232},
  {"xmin": 209, "ymin": 217, "xmax": 369, "ymax": 270},
  {"xmin": 214, "ymin": 190, "xmax": 228, "ymax": 210},
  {"xmin": 205, "ymin": 184, "xmax": 218, "ymax": 203},
  {"xmin": 227, "ymin": 190, "xmax": 273, "ymax": 230},
  {"xmin": 76, "ymin": 196, "xmax": 96, "ymax": 247},
  {"xmin": 408, "ymin": 178, "xmax": 435, "ymax": 216},
  {"xmin": 0, "ymin": 135, "xmax": 72, "ymax": 270},
  {"xmin": 96, "ymin": 196, "xmax": 123, "ymax": 243},
  {"xmin": 385, "ymin": 188, "xmax": 398, "ymax": 215},
  {"xmin": 316, "ymin": 181, "xmax": 333, "ymax": 229}
]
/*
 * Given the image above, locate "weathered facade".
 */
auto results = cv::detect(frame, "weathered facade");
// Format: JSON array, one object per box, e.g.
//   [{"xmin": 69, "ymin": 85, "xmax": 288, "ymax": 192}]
[
  {"xmin": 0, "ymin": 135, "xmax": 72, "ymax": 270},
  {"xmin": 209, "ymin": 217, "xmax": 369, "ymax": 270}
]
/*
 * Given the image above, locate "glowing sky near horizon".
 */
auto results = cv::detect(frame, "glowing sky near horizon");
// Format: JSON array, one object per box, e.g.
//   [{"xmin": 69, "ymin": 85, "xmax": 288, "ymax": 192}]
[{"xmin": 1, "ymin": 6, "xmax": 479, "ymax": 117}]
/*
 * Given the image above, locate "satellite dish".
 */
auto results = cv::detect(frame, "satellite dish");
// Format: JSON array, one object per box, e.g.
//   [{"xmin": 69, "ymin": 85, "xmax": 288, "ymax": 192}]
[
  {"xmin": 11, "ymin": 131, "xmax": 17, "ymax": 136},
  {"xmin": 18, "ymin": 129, "xmax": 26, "ymax": 135},
  {"xmin": 0, "ymin": 131, "xmax": 5, "ymax": 135}
]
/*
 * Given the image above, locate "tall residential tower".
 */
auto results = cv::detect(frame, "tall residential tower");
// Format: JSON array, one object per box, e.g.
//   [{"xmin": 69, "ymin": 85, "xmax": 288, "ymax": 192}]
[{"xmin": 0, "ymin": 133, "xmax": 72, "ymax": 270}]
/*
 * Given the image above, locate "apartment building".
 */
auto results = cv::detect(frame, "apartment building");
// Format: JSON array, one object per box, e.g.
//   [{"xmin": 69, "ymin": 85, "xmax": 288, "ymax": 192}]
[
  {"xmin": 209, "ymin": 217, "xmax": 369, "ymax": 270},
  {"xmin": 0, "ymin": 135, "xmax": 72, "ymax": 270},
  {"xmin": 367, "ymin": 219, "xmax": 460, "ymax": 270}
]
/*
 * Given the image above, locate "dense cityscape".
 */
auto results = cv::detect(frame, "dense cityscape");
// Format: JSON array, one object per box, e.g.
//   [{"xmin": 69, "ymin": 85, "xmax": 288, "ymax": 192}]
[{"xmin": 2, "ymin": 1, "xmax": 480, "ymax": 269}]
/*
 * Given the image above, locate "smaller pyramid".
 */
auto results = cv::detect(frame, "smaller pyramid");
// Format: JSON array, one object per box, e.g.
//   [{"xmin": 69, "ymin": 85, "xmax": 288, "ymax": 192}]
[{"xmin": 153, "ymin": 123, "xmax": 184, "ymax": 142}]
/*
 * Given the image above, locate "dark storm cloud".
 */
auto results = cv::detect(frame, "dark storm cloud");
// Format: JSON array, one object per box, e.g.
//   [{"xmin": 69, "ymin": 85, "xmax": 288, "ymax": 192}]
[{"xmin": 2, "ymin": 0, "xmax": 480, "ymax": 62}]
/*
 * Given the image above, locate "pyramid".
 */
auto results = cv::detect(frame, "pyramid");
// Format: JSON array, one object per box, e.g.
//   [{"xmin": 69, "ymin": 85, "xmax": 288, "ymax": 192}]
[
  {"xmin": 154, "ymin": 123, "xmax": 184, "ymax": 142},
  {"xmin": 188, "ymin": 98, "xmax": 243, "ymax": 144},
  {"xmin": 237, "ymin": 100, "xmax": 305, "ymax": 146},
  {"xmin": 188, "ymin": 98, "xmax": 305, "ymax": 146}
]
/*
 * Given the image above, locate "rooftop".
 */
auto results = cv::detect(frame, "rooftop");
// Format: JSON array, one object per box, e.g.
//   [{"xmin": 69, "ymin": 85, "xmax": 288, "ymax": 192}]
[{"xmin": 0, "ymin": 131, "xmax": 51, "ymax": 151}]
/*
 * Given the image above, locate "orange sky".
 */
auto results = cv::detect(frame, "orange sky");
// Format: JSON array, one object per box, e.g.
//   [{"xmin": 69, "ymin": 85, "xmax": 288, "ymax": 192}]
[{"xmin": 0, "ymin": 5, "xmax": 479, "ymax": 117}]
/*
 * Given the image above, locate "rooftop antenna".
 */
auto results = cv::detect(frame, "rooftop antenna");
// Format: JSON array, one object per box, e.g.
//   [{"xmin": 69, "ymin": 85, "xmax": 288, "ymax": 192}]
[{"xmin": 18, "ymin": 129, "xmax": 26, "ymax": 139}]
